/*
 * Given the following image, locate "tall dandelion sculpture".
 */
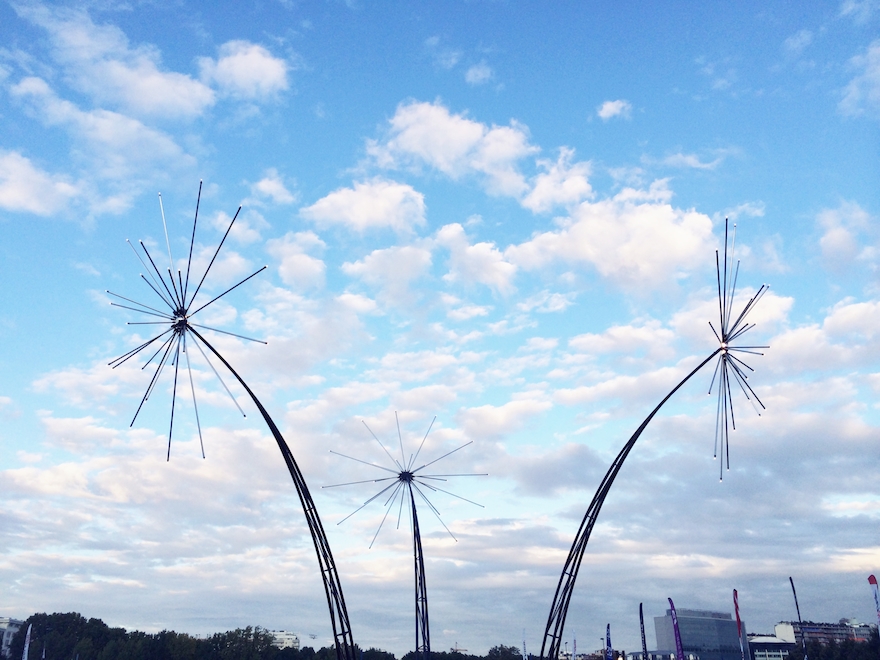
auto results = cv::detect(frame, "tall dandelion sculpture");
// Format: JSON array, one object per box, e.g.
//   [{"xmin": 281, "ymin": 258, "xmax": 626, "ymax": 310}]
[
  {"xmin": 540, "ymin": 219, "xmax": 769, "ymax": 660},
  {"xmin": 324, "ymin": 413, "xmax": 485, "ymax": 660},
  {"xmin": 107, "ymin": 183, "xmax": 356, "ymax": 660}
]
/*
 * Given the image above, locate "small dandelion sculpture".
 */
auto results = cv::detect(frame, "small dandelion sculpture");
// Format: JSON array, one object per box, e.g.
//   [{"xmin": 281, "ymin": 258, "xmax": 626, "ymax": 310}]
[
  {"xmin": 107, "ymin": 183, "xmax": 356, "ymax": 660},
  {"xmin": 324, "ymin": 413, "xmax": 486, "ymax": 660},
  {"xmin": 108, "ymin": 182, "xmax": 266, "ymax": 459},
  {"xmin": 540, "ymin": 219, "xmax": 769, "ymax": 660},
  {"xmin": 707, "ymin": 222, "xmax": 769, "ymax": 479}
]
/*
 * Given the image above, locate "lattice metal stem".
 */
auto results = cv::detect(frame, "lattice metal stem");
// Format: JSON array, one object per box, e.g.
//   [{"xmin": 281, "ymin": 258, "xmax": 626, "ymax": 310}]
[
  {"xmin": 540, "ymin": 348, "xmax": 721, "ymax": 660},
  {"xmin": 192, "ymin": 328, "xmax": 356, "ymax": 660},
  {"xmin": 411, "ymin": 486, "xmax": 431, "ymax": 660}
]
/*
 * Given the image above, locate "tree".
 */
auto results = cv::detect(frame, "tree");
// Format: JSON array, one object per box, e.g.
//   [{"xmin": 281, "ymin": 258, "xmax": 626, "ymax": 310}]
[{"xmin": 487, "ymin": 646, "xmax": 522, "ymax": 660}]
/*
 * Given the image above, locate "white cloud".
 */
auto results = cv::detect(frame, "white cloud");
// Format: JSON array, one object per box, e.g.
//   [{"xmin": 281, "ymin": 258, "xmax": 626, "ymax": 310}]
[
  {"xmin": 265, "ymin": 231, "xmax": 326, "ymax": 288},
  {"xmin": 465, "ymin": 61, "xmax": 493, "ymax": 86},
  {"xmin": 335, "ymin": 292, "xmax": 378, "ymax": 314},
  {"xmin": 783, "ymin": 29, "xmax": 813, "ymax": 55},
  {"xmin": 721, "ymin": 201, "xmax": 765, "ymax": 220},
  {"xmin": 16, "ymin": 4, "xmax": 215, "ymax": 119},
  {"xmin": 250, "ymin": 168, "xmax": 297, "ymax": 205},
  {"xmin": 456, "ymin": 394, "xmax": 552, "ymax": 439},
  {"xmin": 368, "ymin": 100, "xmax": 537, "ymax": 197},
  {"xmin": 300, "ymin": 179, "xmax": 426, "ymax": 232},
  {"xmin": 506, "ymin": 181, "xmax": 715, "ymax": 290},
  {"xmin": 0, "ymin": 150, "xmax": 79, "ymax": 215},
  {"xmin": 516, "ymin": 290, "xmax": 575, "ymax": 314},
  {"xmin": 199, "ymin": 41, "xmax": 289, "ymax": 100},
  {"xmin": 436, "ymin": 223, "xmax": 517, "ymax": 295},
  {"xmin": 660, "ymin": 152, "xmax": 724, "ymax": 170},
  {"xmin": 840, "ymin": 40, "xmax": 880, "ymax": 117},
  {"xmin": 211, "ymin": 209, "xmax": 270, "ymax": 245},
  {"xmin": 424, "ymin": 36, "xmax": 461, "ymax": 70},
  {"xmin": 569, "ymin": 319, "xmax": 676, "ymax": 361},
  {"xmin": 840, "ymin": 0, "xmax": 880, "ymax": 23},
  {"xmin": 342, "ymin": 245, "xmax": 433, "ymax": 304},
  {"xmin": 597, "ymin": 99, "xmax": 632, "ymax": 121},
  {"xmin": 522, "ymin": 148, "xmax": 592, "ymax": 213},
  {"xmin": 11, "ymin": 77, "xmax": 194, "ymax": 210},
  {"xmin": 817, "ymin": 200, "xmax": 874, "ymax": 270}
]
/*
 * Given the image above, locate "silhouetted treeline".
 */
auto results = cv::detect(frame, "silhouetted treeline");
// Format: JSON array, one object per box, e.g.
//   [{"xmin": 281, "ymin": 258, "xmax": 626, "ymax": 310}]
[
  {"xmin": 787, "ymin": 630, "xmax": 879, "ymax": 660},
  {"xmin": 9, "ymin": 613, "xmax": 522, "ymax": 660}
]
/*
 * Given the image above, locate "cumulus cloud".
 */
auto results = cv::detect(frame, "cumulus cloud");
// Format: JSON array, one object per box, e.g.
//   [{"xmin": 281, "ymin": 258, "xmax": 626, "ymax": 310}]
[
  {"xmin": 570, "ymin": 320, "xmax": 677, "ymax": 362},
  {"xmin": 597, "ymin": 99, "xmax": 632, "ymax": 121},
  {"xmin": 506, "ymin": 181, "xmax": 715, "ymax": 290},
  {"xmin": 442, "ymin": 293, "xmax": 492, "ymax": 321},
  {"xmin": 840, "ymin": 40, "xmax": 880, "ymax": 117},
  {"xmin": 342, "ymin": 244, "xmax": 433, "ymax": 305},
  {"xmin": 817, "ymin": 200, "xmax": 874, "ymax": 270},
  {"xmin": 521, "ymin": 148, "xmax": 592, "ymax": 213},
  {"xmin": 300, "ymin": 179, "xmax": 426, "ymax": 233},
  {"xmin": 721, "ymin": 201, "xmax": 765, "ymax": 220},
  {"xmin": 465, "ymin": 61, "xmax": 493, "ymax": 86},
  {"xmin": 15, "ymin": 3, "xmax": 215, "ymax": 119},
  {"xmin": 211, "ymin": 209, "xmax": 270, "ymax": 245},
  {"xmin": 199, "ymin": 41, "xmax": 289, "ymax": 100},
  {"xmin": 250, "ymin": 168, "xmax": 297, "ymax": 205},
  {"xmin": 0, "ymin": 150, "xmax": 79, "ymax": 215},
  {"xmin": 265, "ymin": 231, "xmax": 326, "ymax": 288},
  {"xmin": 456, "ymin": 394, "xmax": 552, "ymax": 439},
  {"xmin": 368, "ymin": 100, "xmax": 537, "ymax": 197},
  {"xmin": 436, "ymin": 223, "xmax": 517, "ymax": 295},
  {"xmin": 11, "ymin": 77, "xmax": 194, "ymax": 209}
]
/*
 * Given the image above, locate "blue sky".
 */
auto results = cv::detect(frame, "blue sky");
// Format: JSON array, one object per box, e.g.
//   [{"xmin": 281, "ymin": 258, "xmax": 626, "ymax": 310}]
[{"xmin": 1, "ymin": 0, "xmax": 879, "ymax": 656}]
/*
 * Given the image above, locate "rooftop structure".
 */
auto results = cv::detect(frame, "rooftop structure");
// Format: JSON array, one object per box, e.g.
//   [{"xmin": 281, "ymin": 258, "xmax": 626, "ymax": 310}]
[
  {"xmin": 0, "ymin": 618, "xmax": 23, "ymax": 660},
  {"xmin": 774, "ymin": 619, "xmax": 876, "ymax": 646},
  {"xmin": 747, "ymin": 635, "xmax": 794, "ymax": 660}
]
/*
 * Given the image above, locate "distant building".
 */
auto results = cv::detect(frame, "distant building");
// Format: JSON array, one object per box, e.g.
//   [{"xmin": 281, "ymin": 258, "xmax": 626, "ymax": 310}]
[
  {"xmin": 0, "ymin": 618, "xmax": 24, "ymax": 660},
  {"xmin": 269, "ymin": 630, "xmax": 300, "ymax": 650},
  {"xmin": 747, "ymin": 634, "xmax": 794, "ymax": 660},
  {"xmin": 654, "ymin": 609, "xmax": 748, "ymax": 660},
  {"xmin": 774, "ymin": 619, "xmax": 876, "ymax": 646}
]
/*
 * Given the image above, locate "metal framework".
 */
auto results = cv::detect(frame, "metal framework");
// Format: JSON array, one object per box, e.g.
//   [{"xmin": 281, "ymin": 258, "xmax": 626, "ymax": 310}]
[
  {"xmin": 325, "ymin": 414, "xmax": 485, "ymax": 660},
  {"xmin": 410, "ymin": 480, "xmax": 431, "ymax": 660},
  {"xmin": 192, "ymin": 329, "xmax": 356, "ymax": 660},
  {"xmin": 107, "ymin": 184, "xmax": 356, "ymax": 660},
  {"xmin": 540, "ymin": 220, "xmax": 769, "ymax": 660}
]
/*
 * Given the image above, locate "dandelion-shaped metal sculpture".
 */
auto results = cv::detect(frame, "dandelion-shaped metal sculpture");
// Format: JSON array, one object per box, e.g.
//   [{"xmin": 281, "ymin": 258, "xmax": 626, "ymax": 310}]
[
  {"xmin": 324, "ymin": 413, "xmax": 485, "ymax": 660},
  {"xmin": 540, "ymin": 219, "xmax": 769, "ymax": 660},
  {"xmin": 107, "ymin": 183, "xmax": 356, "ymax": 660}
]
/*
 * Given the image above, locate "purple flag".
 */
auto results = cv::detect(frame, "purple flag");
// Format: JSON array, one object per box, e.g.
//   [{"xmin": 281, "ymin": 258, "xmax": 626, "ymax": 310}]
[{"xmin": 668, "ymin": 598, "xmax": 684, "ymax": 660}]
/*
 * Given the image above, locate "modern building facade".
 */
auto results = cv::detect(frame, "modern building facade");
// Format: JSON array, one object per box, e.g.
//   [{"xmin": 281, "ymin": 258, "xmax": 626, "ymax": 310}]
[
  {"xmin": 746, "ymin": 635, "xmax": 794, "ymax": 660},
  {"xmin": 654, "ymin": 609, "xmax": 748, "ymax": 660},
  {"xmin": 269, "ymin": 630, "xmax": 300, "ymax": 650},
  {"xmin": 774, "ymin": 619, "xmax": 876, "ymax": 646},
  {"xmin": 629, "ymin": 652, "xmax": 700, "ymax": 660},
  {"xmin": 0, "ymin": 618, "xmax": 24, "ymax": 660}
]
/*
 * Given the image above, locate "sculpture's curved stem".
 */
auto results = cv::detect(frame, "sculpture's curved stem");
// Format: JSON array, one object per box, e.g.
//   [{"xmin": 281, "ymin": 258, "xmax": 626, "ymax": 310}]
[
  {"xmin": 410, "ymin": 486, "xmax": 431, "ymax": 660},
  {"xmin": 540, "ymin": 348, "xmax": 722, "ymax": 660},
  {"xmin": 191, "ymin": 328, "xmax": 356, "ymax": 660}
]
